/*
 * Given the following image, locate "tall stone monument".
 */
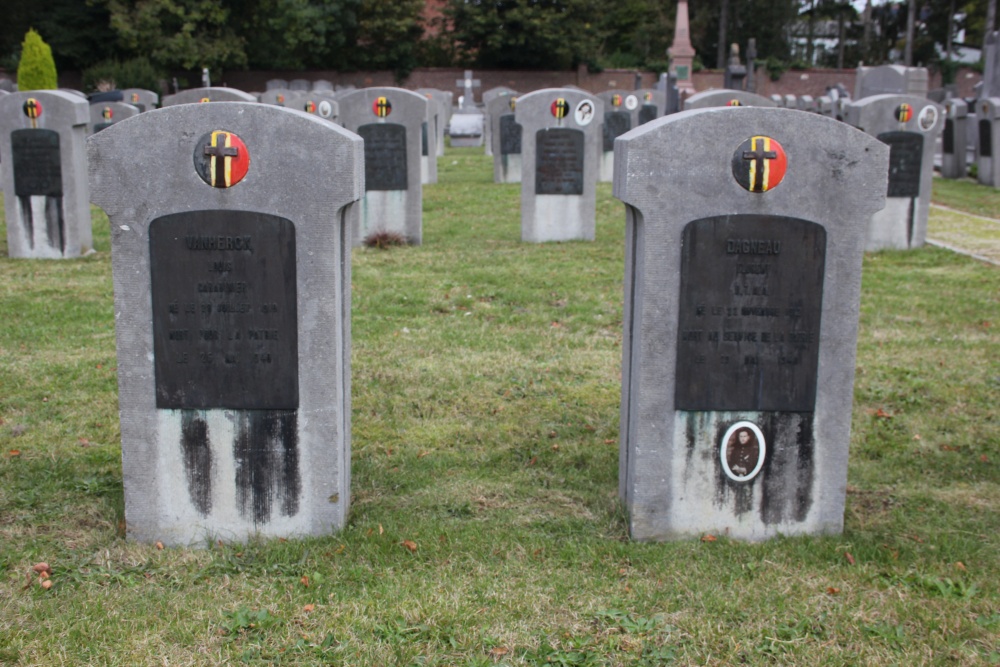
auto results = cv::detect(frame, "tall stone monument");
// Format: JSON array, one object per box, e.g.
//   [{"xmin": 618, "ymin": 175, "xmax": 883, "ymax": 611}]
[{"xmin": 668, "ymin": 0, "xmax": 696, "ymax": 95}]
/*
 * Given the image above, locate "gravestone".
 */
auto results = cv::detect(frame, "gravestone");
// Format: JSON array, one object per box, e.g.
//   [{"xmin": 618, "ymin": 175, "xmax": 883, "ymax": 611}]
[
  {"xmin": 488, "ymin": 93, "xmax": 521, "ymax": 183},
  {"xmin": 0, "ymin": 91, "xmax": 92, "ymax": 258},
  {"xmin": 122, "ymin": 88, "xmax": 159, "ymax": 112},
  {"xmin": 313, "ymin": 79, "xmax": 334, "ymax": 92},
  {"xmin": 448, "ymin": 111, "xmax": 484, "ymax": 147},
  {"xmin": 420, "ymin": 96, "xmax": 439, "ymax": 185},
  {"xmin": 982, "ymin": 32, "xmax": 1000, "ymax": 99},
  {"xmin": 266, "ymin": 79, "xmax": 289, "ymax": 91},
  {"xmin": 770, "ymin": 94, "xmax": 784, "ymax": 108},
  {"xmin": 797, "ymin": 95, "xmax": 815, "ymax": 113},
  {"xmin": 482, "ymin": 87, "xmax": 517, "ymax": 156},
  {"xmin": 87, "ymin": 103, "xmax": 362, "ymax": 545},
  {"xmin": 289, "ymin": 79, "xmax": 310, "ymax": 92},
  {"xmin": 854, "ymin": 65, "xmax": 929, "ymax": 100},
  {"xmin": 746, "ymin": 38, "xmax": 758, "ymax": 93},
  {"xmin": 784, "ymin": 94, "xmax": 797, "ymax": 109},
  {"xmin": 817, "ymin": 96, "xmax": 834, "ymax": 117},
  {"xmin": 723, "ymin": 43, "xmax": 747, "ymax": 90},
  {"xmin": 844, "ymin": 94, "xmax": 943, "ymax": 250},
  {"xmin": 636, "ymin": 89, "xmax": 666, "ymax": 124},
  {"xmin": 299, "ymin": 92, "xmax": 339, "ymax": 123},
  {"xmin": 658, "ymin": 73, "xmax": 681, "ymax": 115},
  {"xmin": 941, "ymin": 98, "xmax": 968, "ymax": 180},
  {"xmin": 685, "ymin": 90, "xmax": 777, "ymax": 111},
  {"xmin": 598, "ymin": 90, "xmax": 635, "ymax": 182},
  {"xmin": 89, "ymin": 102, "xmax": 139, "ymax": 133},
  {"xmin": 514, "ymin": 88, "xmax": 603, "ymax": 242},
  {"xmin": 416, "ymin": 89, "xmax": 450, "ymax": 157},
  {"xmin": 338, "ymin": 87, "xmax": 426, "ymax": 245},
  {"xmin": 455, "ymin": 70, "xmax": 481, "ymax": 110},
  {"xmin": 162, "ymin": 87, "xmax": 257, "ymax": 106},
  {"xmin": 259, "ymin": 89, "xmax": 294, "ymax": 106},
  {"xmin": 976, "ymin": 98, "xmax": 1000, "ymax": 187},
  {"xmin": 613, "ymin": 107, "xmax": 889, "ymax": 541},
  {"xmin": 89, "ymin": 90, "xmax": 123, "ymax": 104}
]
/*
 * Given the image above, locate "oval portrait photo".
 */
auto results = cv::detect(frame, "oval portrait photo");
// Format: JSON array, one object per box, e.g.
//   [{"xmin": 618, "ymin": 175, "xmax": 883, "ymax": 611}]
[{"xmin": 720, "ymin": 421, "xmax": 766, "ymax": 482}]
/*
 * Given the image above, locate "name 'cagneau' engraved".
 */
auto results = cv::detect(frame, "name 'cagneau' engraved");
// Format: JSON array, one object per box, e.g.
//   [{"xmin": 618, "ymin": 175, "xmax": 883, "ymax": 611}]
[
  {"xmin": 185, "ymin": 235, "xmax": 253, "ymax": 251},
  {"xmin": 726, "ymin": 238, "xmax": 781, "ymax": 254}
]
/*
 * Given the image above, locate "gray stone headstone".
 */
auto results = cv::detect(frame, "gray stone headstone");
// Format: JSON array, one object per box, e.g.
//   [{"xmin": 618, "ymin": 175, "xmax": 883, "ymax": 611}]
[
  {"xmin": 980, "ymin": 32, "xmax": 1000, "ymax": 99},
  {"xmin": 514, "ymin": 88, "xmax": 603, "ymax": 242},
  {"xmin": 448, "ymin": 111, "xmax": 484, "ymax": 148},
  {"xmin": 797, "ymin": 95, "xmax": 815, "ymax": 113},
  {"xmin": 416, "ymin": 89, "xmax": 449, "ymax": 158},
  {"xmin": 455, "ymin": 70, "xmax": 481, "ymax": 110},
  {"xmin": 312, "ymin": 80, "xmax": 334, "ymax": 92},
  {"xmin": 487, "ymin": 93, "xmax": 521, "ymax": 183},
  {"xmin": 770, "ymin": 94, "xmax": 784, "ymax": 108},
  {"xmin": 783, "ymin": 94, "xmax": 797, "ymax": 109},
  {"xmin": 975, "ymin": 98, "xmax": 1000, "ymax": 187},
  {"xmin": 613, "ymin": 106, "xmax": 889, "ymax": 541},
  {"xmin": 259, "ymin": 89, "xmax": 295, "ymax": 106},
  {"xmin": 266, "ymin": 79, "xmax": 289, "ymax": 91},
  {"xmin": 298, "ymin": 92, "xmax": 340, "ymax": 123},
  {"xmin": 597, "ymin": 90, "xmax": 636, "ymax": 182},
  {"xmin": 0, "ymin": 91, "xmax": 92, "ymax": 258},
  {"xmin": 420, "ymin": 97, "xmax": 439, "ymax": 185},
  {"xmin": 844, "ymin": 94, "xmax": 943, "ymax": 250},
  {"xmin": 89, "ymin": 101, "xmax": 139, "ymax": 133},
  {"xmin": 817, "ymin": 96, "xmax": 834, "ymax": 117},
  {"xmin": 87, "ymin": 102, "xmax": 362, "ymax": 546},
  {"xmin": 723, "ymin": 43, "xmax": 747, "ymax": 90},
  {"xmin": 855, "ymin": 65, "xmax": 929, "ymax": 100},
  {"xmin": 289, "ymin": 79, "xmax": 310, "ymax": 92},
  {"xmin": 162, "ymin": 87, "xmax": 257, "ymax": 106},
  {"xmin": 941, "ymin": 98, "xmax": 968, "ymax": 180},
  {"xmin": 482, "ymin": 87, "xmax": 517, "ymax": 156},
  {"xmin": 684, "ymin": 90, "xmax": 777, "ymax": 111},
  {"xmin": 337, "ymin": 87, "xmax": 426, "ymax": 245},
  {"xmin": 636, "ymin": 89, "xmax": 666, "ymax": 124},
  {"xmin": 122, "ymin": 88, "xmax": 159, "ymax": 112}
]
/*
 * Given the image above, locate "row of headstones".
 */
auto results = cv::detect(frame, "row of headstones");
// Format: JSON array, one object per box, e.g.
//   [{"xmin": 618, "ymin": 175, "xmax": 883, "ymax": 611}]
[{"xmin": 80, "ymin": 97, "xmax": 893, "ymax": 545}]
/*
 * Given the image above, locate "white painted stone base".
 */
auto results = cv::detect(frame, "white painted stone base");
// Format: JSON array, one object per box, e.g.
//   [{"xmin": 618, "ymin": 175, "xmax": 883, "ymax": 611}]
[
  {"xmin": 499, "ymin": 154, "xmax": 521, "ymax": 183},
  {"xmin": 599, "ymin": 150, "xmax": 615, "ymax": 182},
  {"xmin": 524, "ymin": 194, "xmax": 591, "ymax": 243},
  {"xmin": 16, "ymin": 195, "xmax": 65, "ymax": 258},
  {"xmin": 358, "ymin": 190, "xmax": 410, "ymax": 245},
  {"xmin": 866, "ymin": 197, "xmax": 913, "ymax": 250}
]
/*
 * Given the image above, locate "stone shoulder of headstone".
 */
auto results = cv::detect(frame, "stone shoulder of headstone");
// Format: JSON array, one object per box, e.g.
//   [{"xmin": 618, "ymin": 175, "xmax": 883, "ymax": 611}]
[
  {"xmin": 121, "ymin": 88, "xmax": 159, "ymax": 111},
  {"xmin": 162, "ymin": 87, "xmax": 257, "ymax": 106},
  {"xmin": 684, "ymin": 89, "xmax": 777, "ymax": 110},
  {"xmin": 482, "ymin": 86, "xmax": 517, "ymax": 105},
  {"xmin": 88, "ymin": 90, "xmax": 123, "ymax": 104},
  {"xmin": 87, "ymin": 103, "xmax": 363, "ymax": 544},
  {"xmin": 266, "ymin": 79, "xmax": 289, "ymax": 91},
  {"xmin": 613, "ymin": 107, "xmax": 890, "ymax": 540},
  {"xmin": 312, "ymin": 80, "xmax": 334, "ymax": 92},
  {"xmin": 259, "ymin": 89, "xmax": 295, "ymax": 106},
  {"xmin": 60, "ymin": 88, "xmax": 87, "ymax": 98},
  {"xmin": 843, "ymin": 94, "xmax": 944, "ymax": 134},
  {"xmin": 289, "ymin": 79, "xmax": 310, "ymax": 92},
  {"xmin": 486, "ymin": 92, "xmax": 520, "ymax": 157},
  {"xmin": 90, "ymin": 101, "xmax": 140, "ymax": 132}
]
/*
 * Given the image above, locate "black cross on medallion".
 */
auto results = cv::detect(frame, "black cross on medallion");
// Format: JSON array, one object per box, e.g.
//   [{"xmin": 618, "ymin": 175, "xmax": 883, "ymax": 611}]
[
  {"xmin": 204, "ymin": 138, "xmax": 238, "ymax": 186},
  {"xmin": 24, "ymin": 99, "xmax": 40, "ymax": 118},
  {"xmin": 742, "ymin": 143, "xmax": 777, "ymax": 191}
]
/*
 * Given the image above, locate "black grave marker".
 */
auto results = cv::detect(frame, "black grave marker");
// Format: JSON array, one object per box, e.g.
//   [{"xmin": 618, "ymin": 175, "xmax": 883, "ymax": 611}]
[
  {"xmin": 535, "ymin": 128, "xmax": 584, "ymax": 195},
  {"xmin": 674, "ymin": 215, "xmax": 826, "ymax": 412},
  {"xmin": 877, "ymin": 131, "xmax": 923, "ymax": 198},
  {"xmin": 979, "ymin": 119, "xmax": 993, "ymax": 158},
  {"xmin": 943, "ymin": 119, "xmax": 955, "ymax": 155},
  {"xmin": 150, "ymin": 210, "xmax": 299, "ymax": 410},
  {"xmin": 421, "ymin": 121, "xmax": 428, "ymax": 157},
  {"xmin": 603, "ymin": 111, "xmax": 632, "ymax": 152},
  {"xmin": 499, "ymin": 114, "xmax": 522, "ymax": 155},
  {"xmin": 638, "ymin": 104, "xmax": 658, "ymax": 125},
  {"xmin": 358, "ymin": 123, "xmax": 408, "ymax": 191},
  {"xmin": 11, "ymin": 129, "xmax": 63, "ymax": 197}
]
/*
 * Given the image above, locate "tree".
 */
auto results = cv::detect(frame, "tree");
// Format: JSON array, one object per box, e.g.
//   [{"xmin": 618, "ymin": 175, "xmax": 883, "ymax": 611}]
[
  {"xmin": 690, "ymin": 0, "xmax": 799, "ymax": 69},
  {"xmin": 1, "ymin": 0, "xmax": 118, "ymax": 72},
  {"xmin": 17, "ymin": 29, "xmax": 58, "ymax": 90},
  {"xmin": 234, "ymin": 0, "xmax": 360, "ymax": 70},
  {"xmin": 350, "ymin": 0, "xmax": 425, "ymax": 78},
  {"xmin": 102, "ymin": 0, "xmax": 246, "ymax": 72}
]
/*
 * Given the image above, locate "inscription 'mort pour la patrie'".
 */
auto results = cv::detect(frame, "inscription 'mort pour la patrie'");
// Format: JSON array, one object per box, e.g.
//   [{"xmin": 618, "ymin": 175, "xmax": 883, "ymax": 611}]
[
  {"xmin": 150, "ymin": 210, "xmax": 299, "ymax": 410},
  {"xmin": 675, "ymin": 215, "xmax": 826, "ymax": 412}
]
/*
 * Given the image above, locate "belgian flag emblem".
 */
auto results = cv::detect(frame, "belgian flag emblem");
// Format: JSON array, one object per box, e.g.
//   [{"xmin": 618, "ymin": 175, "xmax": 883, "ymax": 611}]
[
  {"xmin": 510, "ymin": 97, "xmax": 517, "ymax": 111},
  {"xmin": 373, "ymin": 96, "xmax": 392, "ymax": 117},
  {"xmin": 611, "ymin": 94, "xmax": 622, "ymax": 107},
  {"xmin": 644, "ymin": 92, "xmax": 653, "ymax": 103},
  {"xmin": 895, "ymin": 103, "xmax": 913, "ymax": 123},
  {"xmin": 727, "ymin": 99, "xmax": 743, "ymax": 107},
  {"xmin": 277, "ymin": 94, "xmax": 285, "ymax": 105},
  {"xmin": 131, "ymin": 92, "xmax": 140, "ymax": 103},
  {"xmin": 304, "ymin": 100, "xmax": 317, "ymax": 113},
  {"xmin": 200, "ymin": 97, "xmax": 211, "ymax": 103},
  {"xmin": 551, "ymin": 98, "xmax": 570, "ymax": 119},
  {"xmin": 23, "ymin": 98, "xmax": 42, "ymax": 120},
  {"xmin": 731, "ymin": 136, "xmax": 787, "ymax": 193},
  {"xmin": 102, "ymin": 107, "xmax": 113, "ymax": 121},
  {"xmin": 194, "ymin": 130, "xmax": 250, "ymax": 189}
]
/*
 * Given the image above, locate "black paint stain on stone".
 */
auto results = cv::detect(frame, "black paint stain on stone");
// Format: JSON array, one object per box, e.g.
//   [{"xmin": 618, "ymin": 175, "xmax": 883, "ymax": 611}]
[
  {"xmin": 180, "ymin": 410, "xmax": 213, "ymax": 516},
  {"xmin": 233, "ymin": 410, "xmax": 301, "ymax": 526},
  {"xmin": 760, "ymin": 412, "xmax": 815, "ymax": 524}
]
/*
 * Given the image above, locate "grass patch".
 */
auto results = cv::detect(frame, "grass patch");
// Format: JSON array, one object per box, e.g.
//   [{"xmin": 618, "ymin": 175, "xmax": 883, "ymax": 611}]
[
  {"xmin": 932, "ymin": 175, "xmax": 1000, "ymax": 219},
  {"xmin": 0, "ymin": 151, "xmax": 998, "ymax": 664}
]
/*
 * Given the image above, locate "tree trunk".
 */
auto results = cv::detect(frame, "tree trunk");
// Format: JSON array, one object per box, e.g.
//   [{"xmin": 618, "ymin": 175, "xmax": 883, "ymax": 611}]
[
  {"xmin": 988, "ymin": 0, "xmax": 998, "ymax": 51},
  {"xmin": 807, "ymin": 0, "xmax": 815, "ymax": 64},
  {"xmin": 838, "ymin": 12, "xmax": 846, "ymax": 69},
  {"xmin": 717, "ymin": 0, "xmax": 729, "ymax": 69},
  {"xmin": 905, "ymin": 0, "xmax": 915, "ymax": 66}
]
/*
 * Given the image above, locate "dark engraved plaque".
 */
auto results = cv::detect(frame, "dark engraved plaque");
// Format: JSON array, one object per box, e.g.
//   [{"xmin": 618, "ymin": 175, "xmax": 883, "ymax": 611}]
[
  {"xmin": 675, "ymin": 215, "xmax": 826, "ymax": 412},
  {"xmin": 943, "ymin": 119, "xmax": 954, "ymax": 155},
  {"xmin": 93, "ymin": 122, "xmax": 114, "ymax": 133},
  {"xmin": 979, "ymin": 119, "xmax": 993, "ymax": 158},
  {"xmin": 638, "ymin": 104, "xmax": 658, "ymax": 125},
  {"xmin": 535, "ymin": 128, "xmax": 584, "ymax": 195},
  {"xmin": 421, "ymin": 121, "xmax": 428, "ymax": 157},
  {"xmin": 603, "ymin": 111, "xmax": 632, "ymax": 152},
  {"xmin": 11, "ymin": 129, "xmax": 62, "ymax": 197},
  {"xmin": 877, "ymin": 131, "xmax": 923, "ymax": 198},
  {"xmin": 499, "ymin": 114, "xmax": 522, "ymax": 155},
  {"xmin": 358, "ymin": 123, "xmax": 408, "ymax": 191},
  {"xmin": 150, "ymin": 210, "xmax": 299, "ymax": 409}
]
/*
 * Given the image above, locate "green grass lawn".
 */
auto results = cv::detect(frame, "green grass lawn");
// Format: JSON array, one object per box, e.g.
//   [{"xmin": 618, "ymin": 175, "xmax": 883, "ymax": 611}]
[{"xmin": 0, "ymin": 150, "xmax": 998, "ymax": 665}]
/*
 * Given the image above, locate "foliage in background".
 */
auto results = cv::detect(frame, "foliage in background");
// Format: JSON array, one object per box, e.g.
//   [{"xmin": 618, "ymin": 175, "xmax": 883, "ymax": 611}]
[
  {"xmin": 16, "ymin": 29, "xmax": 58, "ymax": 91},
  {"xmin": 351, "ymin": 0, "xmax": 426, "ymax": 80},
  {"xmin": 81, "ymin": 57, "xmax": 163, "ymax": 93},
  {"xmin": 689, "ymin": 0, "xmax": 800, "ymax": 70},
  {"xmin": 235, "ymin": 0, "xmax": 361, "ymax": 70}
]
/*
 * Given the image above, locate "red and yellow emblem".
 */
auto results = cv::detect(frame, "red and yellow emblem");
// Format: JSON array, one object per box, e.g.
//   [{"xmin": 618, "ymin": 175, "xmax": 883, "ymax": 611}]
[
  {"xmin": 131, "ymin": 92, "xmax": 140, "ymax": 103},
  {"xmin": 509, "ymin": 96, "xmax": 517, "ymax": 111},
  {"xmin": 611, "ymin": 94, "xmax": 622, "ymax": 107},
  {"xmin": 102, "ymin": 106, "xmax": 113, "ymax": 121},
  {"xmin": 200, "ymin": 97, "xmax": 211, "ymax": 103},
  {"xmin": 727, "ymin": 99, "xmax": 743, "ymax": 107},
  {"xmin": 277, "ymin": 93, "xmax": 286, "ymax": 105},
  {"xmin": 304, "ymin": 100, "xmax": 317, "ymax": 113},
  {"xmin": 373, "ymin": 96, "xmax": 392, "ymax": 117},
  {"xmin": 551, "ymin": 98, "xmax": 570, "ymax": 119},
  {"xmin": 644, "ymin": 92, "xmax": 653, "ymax": 103},
  {"xmin": 195, "ymin": 130, "xmax": 250, "ymax": 189},
  {"xmin": 895, "ymin": 103, "xmax": 913, "ymax": 123},
  {"xmin": 23, "ymin": 98, "xmax": 42, "ymax": 119},
  {"xmin": 731, "ymin": 136, "xmax": 787, "ymax": 193}
]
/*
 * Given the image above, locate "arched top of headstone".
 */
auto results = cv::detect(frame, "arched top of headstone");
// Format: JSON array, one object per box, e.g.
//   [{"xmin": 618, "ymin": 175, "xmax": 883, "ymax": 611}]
[
  {"xmin": 843, "ymin": 94, "xmax": 944, "ymax": 136},
  {"xmin": 266, "ymin": 79, "xmax": 289, "ymax": 91},
  {"xmin": 336, "ymin": 87, "xmax": 429, "ymax": 132},
  {"xmin": 684, "ymin": 89, "xmax": 777, "ymax": 110},
  {"xmin": 514, "ymin": 88, "xmax": 604, "ymax": 135},
  {"xmin": 121, "ymin": 88, "xmax": 159, "ymax": 111},
  {"xmin": 0, "ymin": 89, "xmax": 90, "ymax": 127},
  {"xmin": 162, "ymin": 87, "xmax": 257, "ymax": 106}
]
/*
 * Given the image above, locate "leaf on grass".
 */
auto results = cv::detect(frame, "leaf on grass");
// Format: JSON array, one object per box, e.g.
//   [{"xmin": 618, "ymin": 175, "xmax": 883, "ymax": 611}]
[
  {"xmin": 379, "ymin": 524, "xmax": 384, "ymax": 535},
  {"xmin": 940, "ymin": 444, "xmax": 958, "ymax": 452},
  {"xmin": 981, "ymin": 455, "xmax": 989, "ymax": 463},
  {"xmin": 417, "ymin": 450, "xmax": 429, "ymax": 458},
  {"xmin": 604, "ymin": 439, "xmax": 616, "ymax": 444},
  {"xmin": 303, "ymin": 604, "xmax": 315, "ymax": 612},
  {"xmin": 402, "ymin": 540, "xmax": 417, "ymax": 553},
  {"xmin": 155, "ymin": 541, "xmax": 164, "ymax": 550},
  {"xmin": 701, "ymin": 534, "xmax": 717, "ymax": 542},
  {"xmin": 489, "ymin": 647, "xmax": 509, "ymax": 657},
  {"xmin": 40, "ymin": 580, "xmax": 53, "ymax": 590},
  {"xmin": 551, "ymin": 444, "xmax": 560, "ymax": 451},
  {"xmin": 912, "ymin": 434, "xmax": 921, "ymax": 441},
  {"xmin": 844, "ymin": 552, "xmax": 856, "ymax": 565},
  {"xmin": 528, "ymin": 456, "xmax": 537, "ymax": 466},
  {"xmin": 8, "ymin": 450, "xmax": 20, "ymax": 457},
  {"xmin": 826, "ymin": 587, "xmax": 840, "ymax": 595},
  {"xmin": 32, "ymin": 563, "xmax": 52, "ymax": 575},
  {"xmin": 955, "ymin": 562, "xmax": 967, "ymax": 571},
  {"xmin": 300, "ymin": 576, "xmax": 310, "ymax": 587},
  {"xmin": 334, "ymin": 544, "xmax": 345, "ymax": 555},
  {"xmin": 875, "ymin": 408, "xmax": 892, "ymax": 419}
]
